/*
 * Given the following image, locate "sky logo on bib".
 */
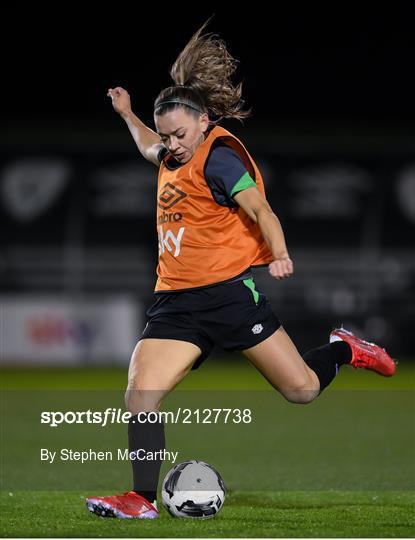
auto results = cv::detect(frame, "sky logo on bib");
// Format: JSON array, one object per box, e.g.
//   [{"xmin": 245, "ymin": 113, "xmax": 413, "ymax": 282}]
[
  {"xmin": 158, "ymin": 226, "xmax": 185, "ymax": 257},
  {"xmin": 251, "ymin": 324, "xmax": 263, "ymax": 334}
]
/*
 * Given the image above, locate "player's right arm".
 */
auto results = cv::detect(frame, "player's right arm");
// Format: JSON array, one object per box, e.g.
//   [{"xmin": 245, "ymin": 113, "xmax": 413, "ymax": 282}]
[{"xmin": 107, "ymin": 87, "xmax": 163, "ymax": 166}]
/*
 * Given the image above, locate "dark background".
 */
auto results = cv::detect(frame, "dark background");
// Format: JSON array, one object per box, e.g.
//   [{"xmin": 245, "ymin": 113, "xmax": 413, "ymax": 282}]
[{"xmin": 4, "ymin": 5, "xmax": 414, "ymax": 128}]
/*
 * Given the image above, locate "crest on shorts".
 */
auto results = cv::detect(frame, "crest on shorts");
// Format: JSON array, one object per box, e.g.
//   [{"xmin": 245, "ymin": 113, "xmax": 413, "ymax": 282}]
[{"xmin": 251, "ymin": 324, "xmax": 263, "ymax": 334}]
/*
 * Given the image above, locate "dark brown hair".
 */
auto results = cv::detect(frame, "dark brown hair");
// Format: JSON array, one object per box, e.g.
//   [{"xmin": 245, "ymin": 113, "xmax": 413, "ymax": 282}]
[{"xmin": 154, "ymin": 20, "xmax": 251, "ymax": 123}]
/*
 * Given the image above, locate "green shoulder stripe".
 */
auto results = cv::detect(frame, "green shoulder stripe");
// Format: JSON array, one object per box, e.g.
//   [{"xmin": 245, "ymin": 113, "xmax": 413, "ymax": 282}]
[{"xmin": 230, "ymin": 171, "xmax": 257, "ymax": 198}]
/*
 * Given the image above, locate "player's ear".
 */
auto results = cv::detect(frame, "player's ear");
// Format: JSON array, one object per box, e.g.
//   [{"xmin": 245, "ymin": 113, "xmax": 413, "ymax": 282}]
[{"xmin": 199, "ymin": 113, "xmax": 209, "ymax": 133}]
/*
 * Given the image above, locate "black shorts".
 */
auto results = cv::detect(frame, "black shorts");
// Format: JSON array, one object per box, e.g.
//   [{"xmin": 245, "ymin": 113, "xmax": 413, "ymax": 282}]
[{"xmin": 141, "ymin": 277, "xmax": 281, "ymax": 369}]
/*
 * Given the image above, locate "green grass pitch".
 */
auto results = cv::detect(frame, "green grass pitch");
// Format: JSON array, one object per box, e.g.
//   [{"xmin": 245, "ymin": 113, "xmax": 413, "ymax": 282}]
[{"xmin": 1, "ymin": 358, "xmax": 414, "ymax": 537}]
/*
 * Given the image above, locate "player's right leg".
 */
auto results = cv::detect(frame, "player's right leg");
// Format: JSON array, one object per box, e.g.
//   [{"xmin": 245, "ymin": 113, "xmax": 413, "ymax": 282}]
[
  {"xmin": 125, "ymin": 337, "xmax": 200, "ymax": 413},
  {"xmin": 86, "ymin": 338, "xmax": 201, "ymax": 519}
]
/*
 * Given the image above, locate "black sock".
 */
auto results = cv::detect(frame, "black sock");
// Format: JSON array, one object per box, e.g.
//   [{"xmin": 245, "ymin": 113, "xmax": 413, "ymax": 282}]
[
  {"xmin": 128, "ymin": 413, "xmax": 165, "ymax": 502},
  {"xmin": 135, "ymin": 490, "xmax": 157, "ymax": 504},
  {"xmin": 303, "ymin": 341, "xmax": 351, "ymax": 393}
]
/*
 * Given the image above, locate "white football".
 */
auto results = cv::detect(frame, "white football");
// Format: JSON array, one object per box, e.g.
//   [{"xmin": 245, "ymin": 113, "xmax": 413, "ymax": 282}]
[{"xmin": 161, "ymin": 460, "xmax": 225, "ymax": 518}]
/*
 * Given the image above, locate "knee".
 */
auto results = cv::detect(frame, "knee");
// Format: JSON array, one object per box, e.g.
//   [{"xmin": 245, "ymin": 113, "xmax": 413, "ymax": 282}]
[
  {"xmin": 125, "ymin": 350, "xmax": 162, "ymax": 414},
  {"xmin": 280, "ymin": 378, "xmax": 319, "ymax": 404},
  {"xmin": 124, "ymin": 388, "xmax": 164, "ymax": 415},
  {"xmin": 125, "ymin": 381, "xmax": 164, "ymax": 414}
]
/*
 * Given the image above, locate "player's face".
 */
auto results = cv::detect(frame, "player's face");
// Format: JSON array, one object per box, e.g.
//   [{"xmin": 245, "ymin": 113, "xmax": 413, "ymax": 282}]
[{"xmin": 155, "ymin": 108, "xmax": 209, "ymax": 164}]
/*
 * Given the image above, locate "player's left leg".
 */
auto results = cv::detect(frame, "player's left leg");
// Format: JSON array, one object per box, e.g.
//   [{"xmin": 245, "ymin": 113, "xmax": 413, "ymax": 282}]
[
  {"xmin": 202, "ymin": 278, "xmax": 350, "ymax": 402},
  {"xmin": 330, "ymin": 327, "xmax": 396, "ymax": 376},
  {"xmin": 243, "ymin": 325, "xmax": 395, "ymax": 404},
  {"xmin": 243, "ymin": 326, "xmax": 340, "ymax": 403}
]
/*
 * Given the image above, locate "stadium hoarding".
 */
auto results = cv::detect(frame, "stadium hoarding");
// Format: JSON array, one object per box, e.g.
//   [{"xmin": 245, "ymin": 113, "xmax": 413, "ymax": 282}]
[{"xmin": 0, "ymin": 296, "xmax": 141, "ymax": 364}]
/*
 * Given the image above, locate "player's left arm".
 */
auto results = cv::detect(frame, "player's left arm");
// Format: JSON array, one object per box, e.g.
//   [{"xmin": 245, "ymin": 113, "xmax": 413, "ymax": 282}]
[{"xmin": 234, "ymin": 187, "xmax": 294, "ymax": 280}]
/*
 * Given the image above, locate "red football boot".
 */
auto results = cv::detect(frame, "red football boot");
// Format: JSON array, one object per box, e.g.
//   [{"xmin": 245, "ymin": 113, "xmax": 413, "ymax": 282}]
[
  {"xmin": 330, "ymin": 327, "xmax": 396, "ymax": 376},
  {"xmin": 86, "ymin": 491, "xmax": 158, "ymax": 519}
]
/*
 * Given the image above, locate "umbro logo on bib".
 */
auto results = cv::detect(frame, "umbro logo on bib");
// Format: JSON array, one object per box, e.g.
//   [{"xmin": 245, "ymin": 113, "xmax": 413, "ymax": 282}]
[
  {"xmin": 251, "ymin": 324, "xmax": 263, "ymax": 335},
  {"xmin": 158, "ymin": 182, "xmax": 187, "ymax": 210}
]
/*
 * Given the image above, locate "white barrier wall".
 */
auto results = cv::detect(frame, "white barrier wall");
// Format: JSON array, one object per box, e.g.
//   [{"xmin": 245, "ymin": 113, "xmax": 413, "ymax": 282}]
[{"xmin": 0, "ymin": 296, "xmax": 142, "ymax": 364}]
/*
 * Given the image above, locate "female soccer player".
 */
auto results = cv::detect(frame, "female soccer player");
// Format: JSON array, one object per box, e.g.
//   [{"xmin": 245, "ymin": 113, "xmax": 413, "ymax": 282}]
[{"xmin": 86, "ymin": 23, "xmax": 395, "ymax": 519}]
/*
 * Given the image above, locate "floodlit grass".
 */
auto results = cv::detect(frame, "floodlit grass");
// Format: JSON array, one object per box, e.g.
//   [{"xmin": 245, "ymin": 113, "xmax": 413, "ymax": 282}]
[
  {"xmin": 1, "ymin": 490, "xmax": 414, "ymax": 537},
  {"xmin": 1, "ymin": 359, "xmax": 414, "ymax": 537}
]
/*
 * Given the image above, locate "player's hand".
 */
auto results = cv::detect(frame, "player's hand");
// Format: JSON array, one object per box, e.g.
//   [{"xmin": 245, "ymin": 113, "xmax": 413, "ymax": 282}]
[
  {"xmin": 107, "ymin": 87, "xmax": 132, "ymax": 117},
  {"xmin": 268, "ymin": 257, "xmax": 294, "ymax": 280}
]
